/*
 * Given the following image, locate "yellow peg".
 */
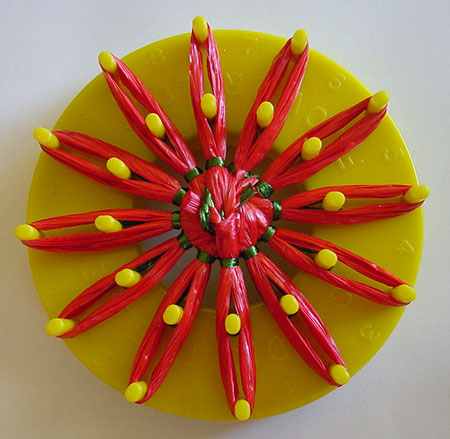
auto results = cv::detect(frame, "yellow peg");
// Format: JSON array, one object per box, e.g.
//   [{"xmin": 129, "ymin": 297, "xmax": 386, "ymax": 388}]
[
  {"xmin": 98, "ymin": 51, "xmax": 117, "ymax": 74},
  {"xmin": 145, "ymin": 113, "xmax": 166, "ymax": 139},
  {"xmin": 367, "ymin": 91, "xmax": 389, "ymax": 113},
  {"xmin": 95, "ymin": 215, "xmax": 122, "ymax": 233},
  {"xmin": 15, "ymin": 224, "xmax": 41, "ymax": 240},
  {"xmin": 301, "ymin": 137, "xmax": 322, "ymax": 160},
  {"xmin": 291, "ymin": 29, "xmax": 308, "ymax": 56},
  {"xmin": 33, "ymin": 127, "xmax": 60, "ymax": 149},
  {"xmin": 403, "ymin": 185, "xmax": 430, "ymax": 204},
  {"xmin": 163, "ymin": 304, "xmax": 184, "ymax": 325},
  {"xmin": 192, "ymin": 16, "xmax": 209, "ymax": 43},
  {"xmin": 225, "ymin": 313, "xmax": 241, "ymax": 335},
  {"xmin": 45, "ymin": 318, "xmax": 75, "ymax": 336},
  {"xmin": 106, "ymin": 157, "xmax": 131, "ymax": 179},
  {"xmin": 234, "ymin": 399, "xmax": 251, "ymax": 421},
  {"xmin": 256, "ymin": 101, "xmax": 274, "ymax": 128},
  {"xmin": 115, "ymin": 268, "xmax": 142, "ymax": 288},
  {"xmin": 329, "ymin": 364, "xmax": 350, "ymax": 385},
  {"xmin": 322, "ymin": 191, "xmax": 345, "ymax": 211},
  {"xmin": 201, "ymin": 93, "xmax": 217, "ymax": 119},
  {"xmin": 280, "ymin": 294, "xmax": 300, "ymax": 316},
  {"xmin": 390, "ymin": 284, "xmax": 416, "ymax": 303},
  {"xmin": 124, "ymin": 381, "xmax": 147, "ymax": 403},
  {"xmin": 315, "ymin": 249, "xmax": 338, "ymax": 269}
]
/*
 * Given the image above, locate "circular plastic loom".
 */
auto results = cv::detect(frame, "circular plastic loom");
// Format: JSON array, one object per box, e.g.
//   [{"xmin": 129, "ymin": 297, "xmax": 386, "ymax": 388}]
[{"xmin": 24, "ymin": 27, "xmax": 424, "ymax": 420}]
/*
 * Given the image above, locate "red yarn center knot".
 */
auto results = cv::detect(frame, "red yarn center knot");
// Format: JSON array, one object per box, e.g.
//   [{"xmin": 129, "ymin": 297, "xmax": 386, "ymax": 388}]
[{"xmin": 179, "ymin": 166, "xmax": 271, "ymax": 259}]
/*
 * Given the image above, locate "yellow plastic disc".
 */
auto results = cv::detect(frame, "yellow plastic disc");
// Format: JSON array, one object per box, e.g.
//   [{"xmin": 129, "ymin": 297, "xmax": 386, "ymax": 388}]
[{"xmin": 26, "ymin": 30, "xmax": 424, "ymax": 421}]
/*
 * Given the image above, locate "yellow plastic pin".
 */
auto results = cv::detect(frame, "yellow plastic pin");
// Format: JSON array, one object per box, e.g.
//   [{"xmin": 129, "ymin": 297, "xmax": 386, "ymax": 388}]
[
  {"xmin": 106, "ymin": 157, "xmax": 131, "ymax": 179},
  {"xmin": 301, "ymin": 137, "xmax": 322, "ymax": 160},
  {"xmin": 322, "ymin": 191, "xmax": 345, "ymax": 211},
  {"xmin": 94, "ymin": 215, "xmax": 122, "ymax": 233},
  {"xmin": 390, "ymin": 284, "xmax": 416, "ymax": 303},
  {"xmin": 315, "ymin": 249, "xmax": 338, "ymax": 269},
  {"xmin": 163, "ymin": 304, "xmax": 184, "ymax": 325},
  {"xmin": 367, "ymin": 91, "xmax": 389, "ymax": 113},
  {"xmin": 124, "ymin": 381, "xmax": 147, "ymax": 403},
  {"xmin": 15, "ymin": 224, "xmax": 40, "ymax": 240},
  {"xmin": 280, "ymin": 294, "xmax": 300, "ymax": 316},
  {"xmin": 403, "ymin": 185, "xmax": 430, "ymax": 204},
  {"xmin": 329, "ymin": 364, "xmax": 350, "ymax": 385},
  {"xmin": 256, "ymin": 101, "xmax": 274, "ymax": 128},
  {"xmin": 201, "ymin": 93, "xmax": 217, "ymax": 119},
  {"xmin": 45, "ymin": 318, "xmax": 75, "ymax": 336},
  {"xmin": 115, "ymin": 268, "xmax": 142, "ymax": 288},
  {"xmin": 225, "ymin": 313, "xmax": 241, "ymax": 335},
  {"xmin": 192, "ymin": 16, "xmax": 209, "ymax": 43},
  {"xmin": 98, "ymin": 51, "xmax": 117, "ymax": 74},
  {"xmin": 33, "ymin": 127, "xmax": 60, "ymax": 149},
  {"xmin": 291, "ymin": 29, "xmax": 308, "ymax": 56},
  {"xmin": 145, "ymin": 113, "xmax": 166, "ymax": 139},
  {"xmin": 234, "ymin": 399, "xmax": 251, "ymax": 421}
]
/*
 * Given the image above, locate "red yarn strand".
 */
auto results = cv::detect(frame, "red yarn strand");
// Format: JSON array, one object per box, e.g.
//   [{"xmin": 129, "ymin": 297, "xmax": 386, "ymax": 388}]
[{"xmin": 59, "ymin": 238, "xmax": 185, "ymax": 337}]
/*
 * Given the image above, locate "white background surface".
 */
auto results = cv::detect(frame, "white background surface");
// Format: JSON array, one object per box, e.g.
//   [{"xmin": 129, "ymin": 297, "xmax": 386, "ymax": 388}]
[{"xmin": 1, "ymin": 1, "xmax": 449, "ymax": 438}]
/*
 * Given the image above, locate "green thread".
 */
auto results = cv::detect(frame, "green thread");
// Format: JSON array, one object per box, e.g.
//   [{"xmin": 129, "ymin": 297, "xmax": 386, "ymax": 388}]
[
  {"xmin": 199, "ymin": 188, "xmax": 215, "ymax": 234},
  {"xmin": 239, "ymin": 184, "xmax": 256, "ymax": 207},
  {"xmin": 171, "ymin": 211, "xmax": 181, "ymax": 229},
  {"xmin": 227, "ymin": 162, "xmax": 237, "ymax": 173},
  {"xmin": 272, "ymin": 201, "xmax": 282, "ymax": 220},
  {"xmin": 197, "ymin": 250, "xmax": 215, "ymax": 264},
  {"xmin": 244, "ymin": 171, "xmax": 261, "ymax": 179},
  {"xmin": 220, "ymin": 258, "xmax": 239, "ymax": 268},
  {"xmin": 241, "ymin": 245, "xmax": 259, "ymax": 260},
  {"xmin": 177, "ymin": 233, "xmax": 192, "ymax": 250},
  {"xmin": 255, "ymin": 181, "xmax": 274, "ymax": 199},
  {"xmin": 206, "ymin": 157, "xmax": 226, "ymax": 169},
  {"xmin": 184, "ymin": 167, "xmax": 202, "ymax": 182},
  {"xmin": 173, "ymin": 188, "xmax": 186, "ymax": 206},
  {"xmin": 260, "ymin": 226, "xmax": 276, "ymax": 242}
]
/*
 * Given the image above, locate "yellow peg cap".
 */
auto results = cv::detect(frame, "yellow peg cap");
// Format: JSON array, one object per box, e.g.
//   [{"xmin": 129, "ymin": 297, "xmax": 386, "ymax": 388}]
[
  {"xmin": 33, "ymin": 127, "xmax": 60, "ymax": 149},
  {"xmin": 201, "ymin": 93, "xmax": 217, "ymax": 119},
  {"xmin": 106, "ymin": 157, "xmax": 131, "ymax": 179},
  {"xmin": 45, "ymin": 318, "xmax": 75, "ymax": 336},
  {"xmin": 291, "ymin": 29, "xmax": 308, "ymax": 56},
  {"xmin": 403, "ymin": 185, "xmax": 430, "ymax": 204},
  {"xmin": 94, "ymin": 215, "xmax": 122, "ymax": 233},
  {"xmin": 145, "ymin": 113, "xmax": 166, "ymax": 139},
  {"xmin": 390, "ymin": 284, "xmax": 416, "ymax": 303},
  {"xmin": 256, "ymin": 101, "xmax": 274, "ymax": 128},
  {"xmin": 322, "ymin": 191, "xmax": 345, "ymax": 211},
  {"xmin": 329, "ymin": 364, "xmax": 350, "ymax": 385},
  {"xmin": 115, "ymin": 268, "xmax": 142, "ymax": 288},
  {"xmin": 315, "ymin": 249, "xmax": 338, "ymax": 269},
  {"xmin": 124, "ymin": 381, "xmax": 147, "ymax": 403},
  {"xmin": 163, "ymin": 304, "xmax": 184, "ymax": 326},
  {"xmin": 280, "ymin": 294, "xmax": 300, "ymax": 316},
  {"xmin": 301, "ymin": 137, "xmax": 322, "ymax": 160},
  {"xmin": 15, "ymin": 224, "xmax": 40, "ymax": 240},
  {"xmin": 98, "ymin": 51, "xmax": 117, "ymax": 74},
  {"xmin": 234, "ymin": 399, "xmax": 251, "ymax": 421},
  {"xmin": 367, "ymin": 91, "xmax": 389, "ymax": 113},
  {"xmin": 192, "ymin": 16, "xmax": 209, "ymax": 43},
  {"xmin": 225, "ymin": 313, "xmax": 241, "ymax": 335}
]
